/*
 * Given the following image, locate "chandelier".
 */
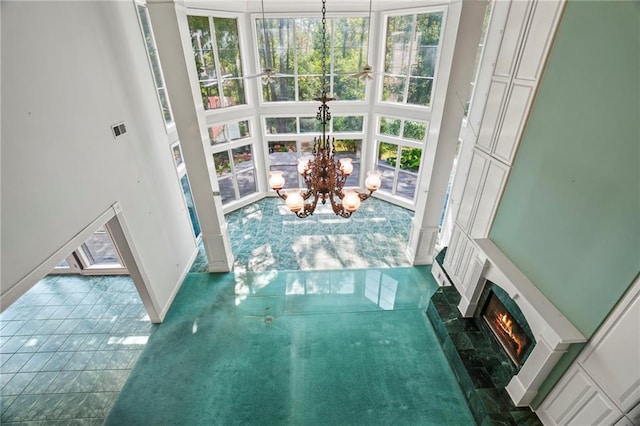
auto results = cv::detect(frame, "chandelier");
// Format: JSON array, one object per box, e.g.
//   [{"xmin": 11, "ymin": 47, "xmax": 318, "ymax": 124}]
[{"xmin": 268, "ymin": 0, "xmax": 382, "ymax": 218}]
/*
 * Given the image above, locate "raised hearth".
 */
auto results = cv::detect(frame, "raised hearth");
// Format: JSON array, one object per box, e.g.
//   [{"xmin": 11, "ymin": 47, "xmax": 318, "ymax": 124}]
[
  {"xmin": 442, "ymin": 239, "xmax": 587, "ymax": 407},
  {"xmin": 427, "ymin": 285, "xmax": 542, "ymax": 425}
]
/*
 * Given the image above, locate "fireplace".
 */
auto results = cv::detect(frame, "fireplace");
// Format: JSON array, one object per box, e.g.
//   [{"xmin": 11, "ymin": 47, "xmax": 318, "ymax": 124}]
[
  {"xmin": 445, "ymin": 238, "xmax": 586, "ymax": 407},
  {"xmin": 481, "ymin": 290, "xmax": 532, "ymax": 367}
]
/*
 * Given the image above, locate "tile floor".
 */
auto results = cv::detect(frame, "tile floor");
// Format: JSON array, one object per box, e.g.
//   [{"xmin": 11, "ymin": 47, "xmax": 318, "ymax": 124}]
[
  {"xmin": 0, "ymin": 275, "xmax": 151, "ymax": 425},
  {"xmin": 1, "ymin": 197, "xmax": 417, "ymax": 424}
]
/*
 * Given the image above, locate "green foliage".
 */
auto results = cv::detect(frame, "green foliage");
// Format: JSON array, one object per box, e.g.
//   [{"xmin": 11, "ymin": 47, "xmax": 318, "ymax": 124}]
[
  {"xmin": 380, "ymin": 117, "xmax": 401, "ymax": 136},
  {"xmin": 387, "ymin": 148, "xmax": 422, "ymax": 172},
  {"xmin": 258, "ymin": 17, "xmax": 369, "ymax": 102},
  {"xmin": 403, "ymin": 121, "xmax": 427, "ymax": 141}
]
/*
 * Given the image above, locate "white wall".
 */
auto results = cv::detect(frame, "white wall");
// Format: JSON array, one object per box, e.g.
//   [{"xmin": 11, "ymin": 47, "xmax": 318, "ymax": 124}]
[{"xmin": 1, "ymin": 1, "xmax": 197, "ymax": 317}]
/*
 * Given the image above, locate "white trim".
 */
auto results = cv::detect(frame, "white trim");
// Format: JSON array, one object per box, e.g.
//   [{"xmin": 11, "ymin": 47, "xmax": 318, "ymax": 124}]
[{"xmin": 1, "ymin": 207, "xmax": 116, "ymax": 311}]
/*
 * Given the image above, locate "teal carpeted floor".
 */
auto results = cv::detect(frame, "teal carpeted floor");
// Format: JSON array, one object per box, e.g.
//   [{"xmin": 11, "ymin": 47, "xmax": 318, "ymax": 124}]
[{"xmin": 105, "ymin": 268, "xmax": 475, "ymax": 425}]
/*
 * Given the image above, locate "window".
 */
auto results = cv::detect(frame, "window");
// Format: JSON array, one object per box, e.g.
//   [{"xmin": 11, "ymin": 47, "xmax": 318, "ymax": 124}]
[
  {"xmin": 137, "ymin": 4, "xmax": 174, "ymax": 126},
  {"xmin": 187, "ymin": 15, "xmax": 246, "ymax": 110},
  {"xmin": 208, "ymin": 120, "xmax": 250, "ymax": 145},
  {"xmin": 376, "ymin": 116, "xmax": 429, "ymax": 201},
  {"xmin": 256, "ymin": 17, "xmax": 369, "ymax": 102},
  {"xmin": 171, "ymin": 142, "xmax": 202, "ymax": 239},
  {"xmin": 213, "ymin": 145, "xmax": 257, "ymax": 203},
  {"xmin": 382, "ymin": 11, "xmax": 444, "ymax": 107},
  {"xmin": 264, "ymin": 115, "xmax": 364, "ymax": 189}
]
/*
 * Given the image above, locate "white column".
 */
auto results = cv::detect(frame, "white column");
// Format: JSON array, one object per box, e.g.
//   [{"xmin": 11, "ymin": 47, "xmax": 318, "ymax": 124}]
[
  {"xmin": 407, "ymin": 0, "xmax": 489, "ymax": 265},
  {"xmin": 147, "ymin": 0, "xmax": 233, "ymax": 272}
]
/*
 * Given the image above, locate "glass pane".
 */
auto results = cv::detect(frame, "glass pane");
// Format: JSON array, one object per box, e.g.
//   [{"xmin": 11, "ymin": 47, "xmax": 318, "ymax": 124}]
[
  {"xmin": 221, "ymin": 78, "xmax": 245, "ymax": 107},
  {"xmin": 237, "ymin": 170, "xmax": 256, "ymax": 198},
  {"xmin": 296, "ymin": 18, "xmax": 323, "ymax": 75},
  {"xmin": 172, "ymin": 144, "xmax": 184, "ymax": 168},
  {"xmin": 379, "ymin": 117, "xmax": 401, "ymax": 136},
  {"xmin": 188, "ymin": 16, "xmax": 212, "ymax": 51},
  {"xmin": 81, "ymin": 226, "xmax": 123, "ymax": 266},
  {"xmin": 382, "ymin": 75, "xmax": 405, "ymax": 103},
  {"xmin": 213, "ymin": 17, "xmax": 242, "ymax": 77},
  {"xmin": 213, "ymin": 151, "xmax": 232, "ymax": 177},
  {"xmin": 332, "ymin": 17, "xmax": 368, "ymax": 73},
  {"xmin": 201, "ymin": 83, "xmax": 221, "ymax": 110},
  {"xmin": 334, "ymin": 139, "xmax": 361, "ymax": 186},
  {"xmin": 333, "ymin": 116, "xmax": 364, "ymax": 132},
  {"xmin": 407, "ymin": 77, "xmax": 433, "ymax": 106},
  {"xmin": 412, "ymin": 46, "xmax": 437, "ymax": 77},
  {"xmin": 209, "ymin": 124, "xmax": 227, "ymax": 145},
  {"xmin": 377, "ymin": 141, "xmax": 398, "ymax": 193},
  {"xmin": 300, "ymin": 117, "xmax": 321, "ymax": 133},
  {"xmin": 271, "ymin": 165, "xmax": 298, "ymax": 190},
  {"xmin": 231, "ymin": 145, "xmax": 254, "ymax": 173},
  {"xmin": 298, "ymin": 76, "xmax": 322, "ymax": 101},
  {"xmin": 268, "ymin": 140, "xmax": 297, "ymax": 189},
  {"xmin": 180, "ymin": 174, "xmax": 201, "ymax": 237},
  {"xmin": 266, "ymin": 117, "xmax": 296, "ymax": 134},
  {"xmin": 334, "ymin": 75, "xmax": 365, "ymax": 101},
  {"xmin": 300, "ymin": 140, "xmax": 314, "ymax": 153},
  {"xmin": 384, "ymin": 15, "xmax": 412, "ymax": 74},
  {"xmin": 403, "ymin": 120, "xmax": 428, "ymax": 141},
  {"xmin": 229, "ymin": 120, "xmax": 250, "ymax": 140},
  {"xmin": 397, "ymin": 146, "xmax": 422, "ymax": 200},
  {"xmin": 416, "ymin": 12, "xmax": 443, "ymax": 46},
  {"xmin": 263, "ymin": 77, "xmax": 296, "ymax": 102},
  {"xmin": 257, "ymin": 18, "xmax": 295, "ymax": 74},
  {"xmin": 218, "ymin": 176, "xmax": 235, "ymax": 204},
  {"xmin": 158, "ymin": 88, "xmax": 172, "ymax": 124}
]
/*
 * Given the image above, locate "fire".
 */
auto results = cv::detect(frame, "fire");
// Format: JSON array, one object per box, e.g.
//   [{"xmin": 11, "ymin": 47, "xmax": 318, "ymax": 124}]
[{"xmin": 496, "ymin": 312, "xmax": 524, "ymax": 356}]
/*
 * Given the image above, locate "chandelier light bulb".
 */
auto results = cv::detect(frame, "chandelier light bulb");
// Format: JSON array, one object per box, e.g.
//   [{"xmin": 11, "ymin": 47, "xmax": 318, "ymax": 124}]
[
  {"xmin": 365, "ymin": 170, "xmax": 382, "ymax": 191},
  {"xmin": 297, "ymin": 157, "xmax": 311, "ymax": 175},
  {"xmin": 285, "ymin": 190, "xmax": 304, "ymax": 213},
  {"xmin": 339, "ymin": 158, "xmax": 353, "ymax": 176},
  {"xmin": 343, "ymin": 191, "xmax": 361, "ymax": 212},
  {"xmin": 269, "ymin": 171, "xmax": 285, "ymax": 190}
]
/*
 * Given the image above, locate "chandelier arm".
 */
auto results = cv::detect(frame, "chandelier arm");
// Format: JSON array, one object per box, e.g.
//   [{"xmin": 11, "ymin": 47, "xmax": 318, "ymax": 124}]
[
  {"xmin": 274, "ymin": 188, "xmax": 288, "ymax": 201},
  {"xmin": 328, "ymin": 192, "xmax": 353, "ymax": 219},
  {"xmin": 296, "ymin": 192, "xmax": 321, "ymax": 218},
  {"xmin": 357, "ymin": 190, "xmax": 374, "ymax": 202}
]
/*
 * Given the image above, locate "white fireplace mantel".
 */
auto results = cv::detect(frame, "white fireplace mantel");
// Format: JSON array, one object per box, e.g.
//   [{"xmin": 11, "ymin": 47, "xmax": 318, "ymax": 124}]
[{"xmin": 457, "ymin": 238, "xmax": 587, "ymax": 407}]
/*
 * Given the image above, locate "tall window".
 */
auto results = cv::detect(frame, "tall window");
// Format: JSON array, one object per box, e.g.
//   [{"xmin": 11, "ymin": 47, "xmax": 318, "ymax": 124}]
[
  {"xmin": 137, "ymin": 4, "xmax": 173, "ymax": 126},
  {"xmin": 210, "ymin": 120, "xmax": 257, "ymax": 204},
  {"xmin": 256, "ymin": 17, "xmax": 369, "ymax": 102},
  {"xmin": 376, "ymin": 116, "xmax": 428, "ymax": 201},
  {"xmin": 382, "ymin": 11, "xmax": 443, "ymax": 107},
  {"xmin": 187, "ymin": 15, "xmax": 246, "ymax": 110}
]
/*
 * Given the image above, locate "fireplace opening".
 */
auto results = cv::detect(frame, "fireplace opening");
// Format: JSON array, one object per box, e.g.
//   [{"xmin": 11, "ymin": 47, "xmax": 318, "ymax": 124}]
[{"xmin": 482, "ymin": 292, "xmax": 531, "ymax": 366}]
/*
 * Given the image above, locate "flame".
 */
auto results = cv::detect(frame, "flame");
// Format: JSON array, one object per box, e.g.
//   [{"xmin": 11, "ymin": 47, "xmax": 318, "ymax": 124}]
[{"xmin": 496, "ymin": 312, "xmax": 524, "ymax": 356}]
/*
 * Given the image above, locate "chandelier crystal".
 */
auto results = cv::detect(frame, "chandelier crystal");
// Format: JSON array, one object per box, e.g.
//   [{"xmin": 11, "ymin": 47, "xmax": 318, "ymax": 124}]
[{"xmin": 268, "ymin": 0, "xmax": 381, "ymax": 218}]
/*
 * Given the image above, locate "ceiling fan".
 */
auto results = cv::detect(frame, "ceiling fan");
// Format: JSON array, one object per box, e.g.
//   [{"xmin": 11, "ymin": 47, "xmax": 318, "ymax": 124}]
[
  {"xmin": 344, "ymin": 0, "xmax": 381, "ymax": 83},
  {"xmin": 246, "ymin": 68, "xmax": 293, "ymax": 85},
  {"xmin": 200, "ymin": 74, "xmax": 232, "ymax": 88}
]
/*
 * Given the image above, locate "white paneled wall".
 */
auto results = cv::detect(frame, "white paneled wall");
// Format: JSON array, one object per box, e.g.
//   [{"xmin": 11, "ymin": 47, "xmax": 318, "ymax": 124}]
[
  {"xmin": 441, "ymin": 0, "xmax": 565, "ymax": 297},
  {"xmin": 537, "ymin": 278, "xmax": 640, "ymax": 425}
]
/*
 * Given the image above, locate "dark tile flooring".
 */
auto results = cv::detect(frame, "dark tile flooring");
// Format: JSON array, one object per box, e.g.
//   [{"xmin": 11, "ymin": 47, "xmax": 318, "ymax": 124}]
[{"xmin": 426, "ymin": 285, "xmax": 542, "ymax": 425}]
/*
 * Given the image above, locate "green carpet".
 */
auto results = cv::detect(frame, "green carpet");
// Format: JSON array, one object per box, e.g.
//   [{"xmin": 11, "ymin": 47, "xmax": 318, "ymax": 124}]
[{"xmin": 105, "ymin": 267, "xmax": 475, "ymax": 425}]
